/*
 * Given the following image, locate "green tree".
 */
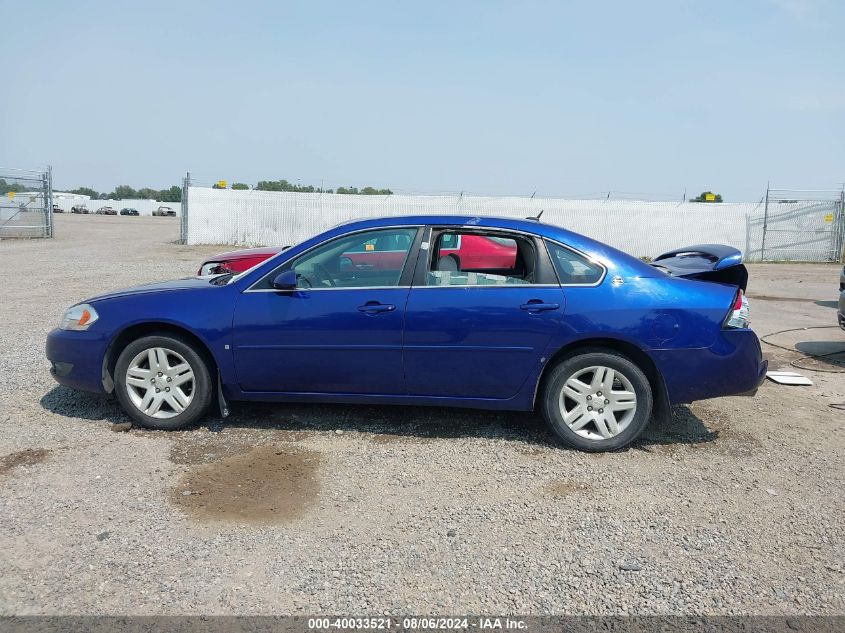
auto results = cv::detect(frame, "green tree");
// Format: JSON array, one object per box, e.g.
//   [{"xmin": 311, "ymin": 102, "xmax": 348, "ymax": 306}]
[
  {"xmin": 255, "ymin": 179, "xmax": 316, "ymax": 193},
  {"xmin": 231, "ymin": 182, "xmax": 250, "ymax": 190},
  {"xmin": 0, "ymin": 179, "xmax": 30, "ymax": 196},
  {"xmin": 137, "ymin": 187, "xmax": 160, "ymax": 200},
  {"xmin": 360, "ymin": 186, "xmax": 392, "ymax": 195},
  {"xmin": 336, "ymin": 185, "xmax": 392, "ymax": 195},
  {"xmin": 69, "ymin": 186, "xmax": 99, "ymax": 199},
  {"xmin": 252, "ymin": 179, "xmax": 392, "ymax": 195},
  {"xmin": 111, "ymin": 185, "xmax": 139, "ymax": 199},
  {"xmin": 691, "ymin": 191, "xmax": 723, "ymax": 203},
  {"xmin": 159, "ymin": 186, "xmax": 182, "ymax": 202}
]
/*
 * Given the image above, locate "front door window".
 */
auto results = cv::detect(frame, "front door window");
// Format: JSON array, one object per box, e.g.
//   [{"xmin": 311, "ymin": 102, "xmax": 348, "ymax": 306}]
[{"xmin": 291, "ymin": 228, "xmax": 417, "ymax": 288}]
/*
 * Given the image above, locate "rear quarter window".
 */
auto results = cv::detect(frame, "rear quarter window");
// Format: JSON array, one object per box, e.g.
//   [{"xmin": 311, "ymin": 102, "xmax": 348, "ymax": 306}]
[{"xmin": 546, "ymin": 241, "xmax": 605, "ymax": 285}]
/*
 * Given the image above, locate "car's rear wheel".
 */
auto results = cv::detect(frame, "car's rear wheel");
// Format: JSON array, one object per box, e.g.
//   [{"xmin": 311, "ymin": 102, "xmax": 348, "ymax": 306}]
[
  {"xmin": 114, "ymin": 334, "xmax": 212, "ymax": 430},
  {"xmin": 540, "ymin": 350, "xmax": 652, "ymax": 452}
]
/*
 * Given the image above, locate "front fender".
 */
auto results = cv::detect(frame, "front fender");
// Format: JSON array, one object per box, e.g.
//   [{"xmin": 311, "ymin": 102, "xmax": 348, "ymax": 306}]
[{"xmin": 91, "ymin": 286, "xmax": 237, "ymax": 392}]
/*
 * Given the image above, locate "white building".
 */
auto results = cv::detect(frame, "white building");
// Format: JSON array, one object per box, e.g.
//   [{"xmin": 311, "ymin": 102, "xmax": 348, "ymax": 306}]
[{"xmin": 53, "ymin": 192, "xmax": 90, "ymax": 211}]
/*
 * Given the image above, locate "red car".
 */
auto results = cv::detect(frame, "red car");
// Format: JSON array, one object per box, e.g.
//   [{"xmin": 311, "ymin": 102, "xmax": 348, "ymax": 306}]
[
  {"xmin": 438, "ymin": 233, "xmax": 516, "ymax": 270},
  {"xmin": 197, "ymin": 247, "xmax": 284, "ymax": 276},
  {"xmin": 198, "ymin": 233, "xmax": 517, "ymax": 276}
]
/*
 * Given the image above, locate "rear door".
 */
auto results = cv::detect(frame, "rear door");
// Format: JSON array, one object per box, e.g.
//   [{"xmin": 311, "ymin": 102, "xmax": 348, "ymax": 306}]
[
  {"xmin": 232, "ymin": 226, "xmax": 421, "ymax": 394},
  {"xmin": 402, "ymin": 228, "xmax": 564, "ymax": 399}
]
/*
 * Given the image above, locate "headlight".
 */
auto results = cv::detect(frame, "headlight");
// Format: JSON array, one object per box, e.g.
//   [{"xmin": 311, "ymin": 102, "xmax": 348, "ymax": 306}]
[
  {"xmin": 59, "ymin": 303, "xmax": 99, "ymax": 331},
  {"xmin": 199, "ymin": 262, "xmax": 223, "ymax": 276}
]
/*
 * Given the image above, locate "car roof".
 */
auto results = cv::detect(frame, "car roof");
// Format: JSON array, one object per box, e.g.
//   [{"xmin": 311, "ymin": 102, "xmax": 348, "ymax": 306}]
[
  {"xmin": 335, "ymin": 215, "xmax": 559, "ymax": 236},
  {"xmin": 326, "ymin": 215, "xmax": 654, "ymax": 276},
  {"xmin": 334, "ymin": 214, "xmax": 594, "ymax": 249}
]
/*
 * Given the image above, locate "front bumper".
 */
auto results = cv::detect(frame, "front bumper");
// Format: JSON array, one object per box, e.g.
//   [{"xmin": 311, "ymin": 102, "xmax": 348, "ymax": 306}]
[
  {"xmin": 651, "ymin": 329, "xmax": 768, "ymax": 404},
  {"xmin": 46, "ymin": 328, "xmax": 110, "ymax": 394}
]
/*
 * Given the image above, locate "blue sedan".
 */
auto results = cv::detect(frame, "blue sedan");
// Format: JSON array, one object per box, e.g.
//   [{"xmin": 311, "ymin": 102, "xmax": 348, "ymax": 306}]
[{"xmin": 46, "ymin": 215, "xmax": 766, "ymax": 451}]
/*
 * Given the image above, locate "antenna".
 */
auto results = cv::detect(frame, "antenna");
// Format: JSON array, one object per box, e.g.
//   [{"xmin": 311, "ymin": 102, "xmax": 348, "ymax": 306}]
[{"xmin": 526, "ymin": 209, "xmax": 544, "ymax": 222}]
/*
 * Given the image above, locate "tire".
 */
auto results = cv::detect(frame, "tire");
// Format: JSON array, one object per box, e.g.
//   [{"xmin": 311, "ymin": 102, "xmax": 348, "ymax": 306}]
[
  {"xmin": 540, "ymin": 349, "xmax": 653, "ymax": 452},
  {"xmin": 114, "ymin": 334, "xmax": 213, "ymax": 430},
  {"xmin": 436, "ymin": 255, "xmax": 459, "ymax": 272}
]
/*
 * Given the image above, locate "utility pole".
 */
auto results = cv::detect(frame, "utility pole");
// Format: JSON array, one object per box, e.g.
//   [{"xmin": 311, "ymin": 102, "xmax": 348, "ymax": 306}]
[
  {"xmin": 761, "ymin": 181, "xmax": 770, "ymax": 260},
  {"xmin": 839, "ymin": 184, "xmax": 845, "ymax": 263}
]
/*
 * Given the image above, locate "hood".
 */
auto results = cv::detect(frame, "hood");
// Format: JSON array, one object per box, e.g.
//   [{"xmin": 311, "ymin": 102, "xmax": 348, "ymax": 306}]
[
  {"xmin": 209, "ymin": 246, "xmax": 283, "ymax": 261},
  {"xmin": 85, "ymin": 277, "xmax": 217, "ymax": 303}
]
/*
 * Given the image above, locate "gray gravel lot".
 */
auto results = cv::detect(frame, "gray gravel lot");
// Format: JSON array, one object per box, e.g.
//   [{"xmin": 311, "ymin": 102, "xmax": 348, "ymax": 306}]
[{"xmin": 0, "ymin": 214, "xmax": 843, "ymax": 615}]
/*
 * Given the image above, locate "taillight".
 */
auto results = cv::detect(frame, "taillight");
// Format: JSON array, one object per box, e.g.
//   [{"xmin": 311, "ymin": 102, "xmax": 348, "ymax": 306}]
[{"xmin": 725, "ymin": 289, "xmax": 750, "ymax": 329}]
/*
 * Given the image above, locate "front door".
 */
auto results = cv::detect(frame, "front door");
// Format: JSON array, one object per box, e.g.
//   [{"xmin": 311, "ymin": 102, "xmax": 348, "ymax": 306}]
[{"xmin": 233, "ymin": 227, "xmax": 420, "ymax": 394}]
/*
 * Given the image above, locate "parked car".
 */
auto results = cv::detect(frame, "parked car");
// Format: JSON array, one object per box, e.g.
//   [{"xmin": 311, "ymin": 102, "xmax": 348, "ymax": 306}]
[
  {"xmin": 120, "ymin": 208, "xmax": 139, "ymax": 216},
  {"xmin": 52, "ymin": 204, "xmax": 64, "ymax": 214},
  {"xmin": 197, "ymin": 234, "xmax": 517, "ymax": 276},
  {"xmin": 152, "ymin": 205, "xmax": 176, "ymax": 217},
  {"xmin": 838, "ymin": 265, "xmax": 845, "ymax": 329},
  {"xmin": 70, "ymin": 205, "xmax": 88, "ymax": 214},
  {"xmin": 47, "ymin": 216, "xmax": 766, "ymax": 452},
  {"xmin": 198, "ymin": 247, "xmax": 287, "ymax": 276},
  {"xmin": 96, "ymin": 206, "xmax": 117, "ymax": 215}
]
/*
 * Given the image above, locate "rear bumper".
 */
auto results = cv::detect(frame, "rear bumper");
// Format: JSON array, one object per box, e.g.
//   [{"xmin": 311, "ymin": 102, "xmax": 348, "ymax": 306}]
[
  {"xmin": 651, "ymin": 329, "xmax": 768, "ymax": 404},
  {"xmin": 838, "ymin": 291, "xmax": 845, "ymax": 330},
  {"xmin": 45, "ymin": 328, "xmax": 109, "ymax": 394}
]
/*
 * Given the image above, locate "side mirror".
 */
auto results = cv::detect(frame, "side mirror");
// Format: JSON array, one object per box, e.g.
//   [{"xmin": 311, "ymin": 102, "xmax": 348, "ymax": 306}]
[{"xmin": 272, "ymin": 270, "xmax": 298, "ymax": 291}]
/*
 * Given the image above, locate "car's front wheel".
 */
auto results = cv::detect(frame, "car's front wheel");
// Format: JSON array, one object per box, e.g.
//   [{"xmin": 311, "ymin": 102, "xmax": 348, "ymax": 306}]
[
  {"xmin": 114, "ymin": 334, "xmax": 212, "ymax": 430},
  {"xmin": 540, "ymin": 350, "xmax": 653, "ymax": 452}
]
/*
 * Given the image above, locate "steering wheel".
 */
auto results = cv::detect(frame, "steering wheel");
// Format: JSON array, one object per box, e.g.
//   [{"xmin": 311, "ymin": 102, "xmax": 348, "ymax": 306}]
[{"xmin": 313, "ymin": 263, "xmax": 337, "ymax": 287}]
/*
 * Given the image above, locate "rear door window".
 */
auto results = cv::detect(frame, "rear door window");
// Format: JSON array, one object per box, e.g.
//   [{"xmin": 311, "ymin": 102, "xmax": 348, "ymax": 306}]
[{"xmin": 426, "ymin": 231, "xmax": 537, "ymax": 286}]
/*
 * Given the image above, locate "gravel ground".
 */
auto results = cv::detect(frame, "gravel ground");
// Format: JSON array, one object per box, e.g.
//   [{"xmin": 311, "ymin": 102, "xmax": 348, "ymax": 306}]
[{"xmin": 0, "ymin": 214, "xmax": 843, "ymax": 615}]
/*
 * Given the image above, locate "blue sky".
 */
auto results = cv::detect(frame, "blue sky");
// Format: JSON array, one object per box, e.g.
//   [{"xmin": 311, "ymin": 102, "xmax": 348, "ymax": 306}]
[{"xmin": 1, "ymin": 0, "xmax": 843, "ymax": 201}]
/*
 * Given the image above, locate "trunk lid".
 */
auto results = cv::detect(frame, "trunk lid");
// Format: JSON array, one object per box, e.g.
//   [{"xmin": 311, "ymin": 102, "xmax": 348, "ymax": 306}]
[{"xmin": 650, "ymin": 244, "xmax": 748, "ymax": 291}]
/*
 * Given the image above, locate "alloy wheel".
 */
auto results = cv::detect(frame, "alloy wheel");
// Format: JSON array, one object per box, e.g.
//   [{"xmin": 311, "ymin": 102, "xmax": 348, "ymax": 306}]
[
  {"xmin": 125, "ymin": 347, "xmax": 195, "ymax": 419},
  {"xmin": 558, "ymin": 365, "xmax": 637, "ymax": 440}
]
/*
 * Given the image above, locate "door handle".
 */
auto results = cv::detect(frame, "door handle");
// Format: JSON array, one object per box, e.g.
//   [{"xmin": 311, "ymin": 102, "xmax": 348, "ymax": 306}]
[
  {"xmin": 520, "ymin": 300, "xmax": 560, "ymax": 313},
  {"xmin": 357, "ymin": 302, "xmax": 396, "ymax": 314}
]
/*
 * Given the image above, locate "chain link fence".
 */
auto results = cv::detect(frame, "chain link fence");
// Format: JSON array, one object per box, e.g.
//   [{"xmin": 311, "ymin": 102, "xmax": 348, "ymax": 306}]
[
  {"xmin": 0, "ymin": 166, "xmax": 53, "ymax": 239},
  {"xmin": 747, "ymin": 188, "xmax": 845, "ymax": 261},
  {"xmin": 180, "ymin": 178, "xmax": 845, "ymax": 263}
]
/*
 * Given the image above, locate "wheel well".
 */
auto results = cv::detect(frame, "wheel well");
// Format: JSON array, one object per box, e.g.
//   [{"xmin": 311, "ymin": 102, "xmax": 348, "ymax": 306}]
[
  {"xmin": 535, "ymin": 338, "xmax": 669, "ymax": 416},
  {"xmin": 102, "ymin": 322, "xmax": 218, "ymax": 393}
]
